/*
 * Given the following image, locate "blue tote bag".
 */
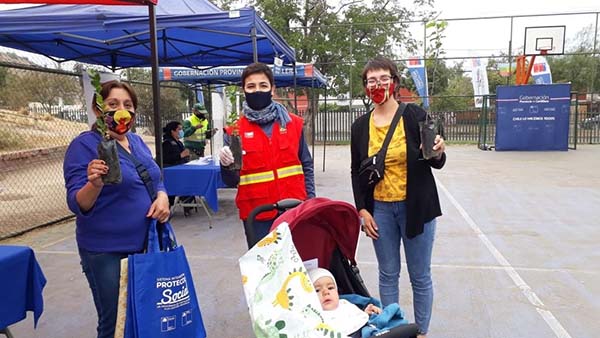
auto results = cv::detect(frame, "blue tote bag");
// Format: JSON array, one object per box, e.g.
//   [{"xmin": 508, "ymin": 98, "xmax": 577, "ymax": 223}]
[{"xmin": 124, "ymin": 220, "xmax": 206, "ymax": 338}]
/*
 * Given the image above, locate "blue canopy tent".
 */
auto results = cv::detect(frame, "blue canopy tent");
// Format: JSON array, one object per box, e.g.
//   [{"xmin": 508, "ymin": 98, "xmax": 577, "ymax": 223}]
[
  {"xmin": 0, "ymin": 0, "xmax": 296, "ymax": 163},
  {"xmin": 0, "ymin": 0, "xmax": 295, "ymax": 69},
  {"xmin": 160, "ymin": 63, "xmax": 327, "ymax": 88}
]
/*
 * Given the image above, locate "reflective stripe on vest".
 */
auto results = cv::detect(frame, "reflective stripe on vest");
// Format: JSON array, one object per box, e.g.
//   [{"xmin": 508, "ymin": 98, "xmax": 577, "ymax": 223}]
[
  {"xmin": 276, "ymin": 165, "xmax": 303, "ymax": 179},
  {"xmin": 239, "ymin": 170, "xmax": 275, "ymax": 186}
]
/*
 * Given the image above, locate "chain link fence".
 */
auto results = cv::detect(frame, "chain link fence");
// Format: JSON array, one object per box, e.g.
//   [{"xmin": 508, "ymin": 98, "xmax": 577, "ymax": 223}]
[
  {"xmin": 311, "ymin": 93, "xmax": 600, "ymax": 147},
  {"xmin": 2, "ymin": 9, "xmax": 600, "ymax": 238},
  {"xmin": 2, "ymin": 59, "xmax": 599, "ymax": 239},
  {"xmin": 0, "ymin": 58, "xmax": 193, "ymax": 239}
]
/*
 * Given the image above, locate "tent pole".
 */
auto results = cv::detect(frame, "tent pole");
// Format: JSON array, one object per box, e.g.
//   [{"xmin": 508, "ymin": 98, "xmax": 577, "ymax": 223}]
[
  {"xmin": 149, "ymin": 3, "xmax": 162, "ymax": 168},
  {"xmin": 293, "ymin": 62, "xmax": 298, "ymax": 114},
  {"xmin": 251, "ymin": 26, "xmax": 258, "ymax": 62},
  {"xmin": 322, "ymin": 85, "xmax": 327, "ymax": 172},
  {"xmin": 311, "ymin": 76, "xmax": 315, "ymax": 156}
]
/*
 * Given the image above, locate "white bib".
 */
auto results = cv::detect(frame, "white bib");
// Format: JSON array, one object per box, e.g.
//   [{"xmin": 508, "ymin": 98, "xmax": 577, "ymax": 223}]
[{"xmin": 322, "ymin": 299, "xmax": 369, "ymax": 336}]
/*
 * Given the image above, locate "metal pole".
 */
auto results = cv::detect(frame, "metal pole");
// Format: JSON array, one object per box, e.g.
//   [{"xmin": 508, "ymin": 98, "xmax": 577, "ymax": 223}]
[
  {"xmin": 149, "ymin": 4, "xmax": 162, "ymax": 168},
  {"xmin": 348, "ymin": 24, "xmax": 353, "ymax": 113},
  {"xmin": 572, "ymin": 91, "xmax": 578, "ymax": 150},
  {"xmin": 508, "ymin": 17, "xmax": 514, "ymax": 86},
  {"xmin": 293, "ymin": 62, "xmax": 298, "ymax": 114},
  {"xmin": 423, "ymin": 20, "xmax": 429, "ymax": 106},
  {"xmin": 251, "ymin": 26, "xmax": 258, "ymax": 63},
  {"xmin": 322, "ymin": 86, "xmax": 327, "ymax": 172},
  {"xmin": 311, "ymin": 81, "xmax": 316, "ymax": 155},
  {"xmin": 590, "ymin": 12, "xmax": 598, "ymax": 94}
]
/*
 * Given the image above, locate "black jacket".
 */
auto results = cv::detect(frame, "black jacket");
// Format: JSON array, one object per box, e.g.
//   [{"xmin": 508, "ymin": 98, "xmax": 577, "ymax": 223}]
[
  {"xmin": 350, "ymin": 103, "xmax": 446, "ymax": 238},
  {"xmin": 162, "ymin": 135, "xmax": 189, "ymax": 167}
]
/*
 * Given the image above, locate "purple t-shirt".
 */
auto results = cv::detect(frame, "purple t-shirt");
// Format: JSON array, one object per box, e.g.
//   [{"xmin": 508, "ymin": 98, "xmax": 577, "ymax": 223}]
[{"xmin": 63, "ymin": 131, "xmax": 165, "ymax": 252}]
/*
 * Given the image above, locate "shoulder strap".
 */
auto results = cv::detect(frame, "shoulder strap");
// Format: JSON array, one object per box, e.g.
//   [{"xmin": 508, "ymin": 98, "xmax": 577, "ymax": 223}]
[
  {"xmin": 116, "ymin": 142, "xmax": 157, "ymax": 201},
  {"xmin": 379, "ymin": 102, "xmax": 406, "ymax": 156}
]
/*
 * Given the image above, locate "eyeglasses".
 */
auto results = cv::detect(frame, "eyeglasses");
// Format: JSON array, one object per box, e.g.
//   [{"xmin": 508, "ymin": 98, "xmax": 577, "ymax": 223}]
[{"xmin": 366, "ymin": 75, "xmax": 392, "ymax": 87}]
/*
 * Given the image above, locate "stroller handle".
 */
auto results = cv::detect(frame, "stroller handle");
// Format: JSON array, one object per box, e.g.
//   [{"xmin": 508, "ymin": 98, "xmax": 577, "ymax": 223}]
[{"xmin": 245, "ymin": 198, "xmax": 303, "ymax": 248}]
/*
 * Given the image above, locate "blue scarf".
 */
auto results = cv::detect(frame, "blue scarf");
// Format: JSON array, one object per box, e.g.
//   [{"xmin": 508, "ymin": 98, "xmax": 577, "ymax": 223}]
[{"xmin": 242, "ymin": 101, "xmax": 291, "ymax": 128}]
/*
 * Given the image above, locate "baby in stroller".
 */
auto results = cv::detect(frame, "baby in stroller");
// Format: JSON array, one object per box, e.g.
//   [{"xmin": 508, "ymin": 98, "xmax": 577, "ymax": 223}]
[
  {"xmin": 242, "ymin": 197, "xmax": 420, "ymax": 338},
  {"xmin": 308, "ymin": 268, "xmax": 418, "ymax": 338},
  {"xmin": 309, "ymin": 268, "xmax": 381, "ymax": 337}
]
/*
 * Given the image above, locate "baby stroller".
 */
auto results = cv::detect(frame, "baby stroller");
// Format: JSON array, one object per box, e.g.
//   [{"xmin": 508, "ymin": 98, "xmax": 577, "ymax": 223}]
[{"xmin": 245, "ymin": 197, "xmax": 420, "ymax": 338}]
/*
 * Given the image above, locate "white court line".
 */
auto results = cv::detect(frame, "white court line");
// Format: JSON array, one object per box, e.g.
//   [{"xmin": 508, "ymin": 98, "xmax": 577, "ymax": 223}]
[{"xmin": 437, "ymin": 179, "xmax": 573, "ymax": 338}]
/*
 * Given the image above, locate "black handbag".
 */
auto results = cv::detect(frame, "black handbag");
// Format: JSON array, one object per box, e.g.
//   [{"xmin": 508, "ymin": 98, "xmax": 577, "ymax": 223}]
[{"xmin": 358, "ymin": 103, "xmax": 406, "ymax": 190}]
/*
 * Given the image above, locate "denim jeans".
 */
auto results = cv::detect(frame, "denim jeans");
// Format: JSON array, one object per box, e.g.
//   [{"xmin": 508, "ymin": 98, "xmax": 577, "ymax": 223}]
[
  {"xmin": 372, "ymin": 200, "xmax": 436, "ymax": 334},
  {"xmin": 243, "ymin": 218, "xmax": 276, "ymax": 248},
  {"xmin": 79, "ymin": 248, "xmax": 129, "ymax": 338}
]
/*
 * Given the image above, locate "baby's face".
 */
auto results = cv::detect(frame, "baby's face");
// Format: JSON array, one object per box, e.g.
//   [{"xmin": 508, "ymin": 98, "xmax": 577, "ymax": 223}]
[{"xmin": 313, "ymin": 276, "xmax": 339, "ymax": 310}]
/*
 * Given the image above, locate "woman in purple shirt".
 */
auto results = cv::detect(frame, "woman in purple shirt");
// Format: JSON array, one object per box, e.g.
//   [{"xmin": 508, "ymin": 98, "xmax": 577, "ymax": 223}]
[{"xmin": 63, "ymin": 81, "xmax": 170, "ymax": 338}]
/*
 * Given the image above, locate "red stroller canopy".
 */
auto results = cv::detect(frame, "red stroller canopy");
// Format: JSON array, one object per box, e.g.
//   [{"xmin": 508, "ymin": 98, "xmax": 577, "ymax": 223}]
[{"xmin": 272, "ymin": 197, "xmax": 361, "ymax": 268}]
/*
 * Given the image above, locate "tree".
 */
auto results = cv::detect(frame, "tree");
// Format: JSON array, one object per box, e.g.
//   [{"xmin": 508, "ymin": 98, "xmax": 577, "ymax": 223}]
[
  {"xmin": 0, "ymin": 68, "xmax": 81, "ymax": 113},
  {"xmin": 124, "ymin": 68, "xmax": 192, "ymax": 134},
  {"xmin": 246, "ymin": 0, "xmax": 436, "ymax": 141},
  {"xmin": 430, "ymin": 62, "xmax": 473, "ymax": 111},
  {"xmin": 548, "ymin": 24, "xmax": 600, "ymax": 93},
  {"xmin": 425, "ymin": 20, "xmax": 449, "ymax": 96}
]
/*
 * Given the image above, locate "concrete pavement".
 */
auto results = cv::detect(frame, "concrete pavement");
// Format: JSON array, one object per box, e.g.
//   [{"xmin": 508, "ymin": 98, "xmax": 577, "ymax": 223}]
[{"xmin": 2, "ymin": 144, "xmax": 600, "ymax": 338}]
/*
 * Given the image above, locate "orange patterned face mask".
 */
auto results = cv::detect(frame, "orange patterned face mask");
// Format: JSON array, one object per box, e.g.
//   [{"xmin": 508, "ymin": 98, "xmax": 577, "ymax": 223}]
[{"xmin": 105, "ymin": 109, "xmax": 135, "ymax": 135}]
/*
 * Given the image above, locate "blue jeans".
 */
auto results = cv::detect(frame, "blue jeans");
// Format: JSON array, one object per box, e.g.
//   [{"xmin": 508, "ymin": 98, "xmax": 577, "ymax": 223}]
[
  {"xmin": 372, "ymin": 200, "xmax": 436, "ymax": 334},
  {"xmin": 79, "ymin": 249, "xmax": 129, "ymax": 338},
  {"xmin": 243, "ymin": 218, "xmax": 276, "ymax": 248}
]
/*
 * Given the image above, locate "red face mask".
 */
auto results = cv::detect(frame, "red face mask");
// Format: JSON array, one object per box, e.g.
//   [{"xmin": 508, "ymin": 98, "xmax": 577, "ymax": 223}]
[{"xmin": 365, "ymin": 82, "xmax": 395, "ymax": 105}]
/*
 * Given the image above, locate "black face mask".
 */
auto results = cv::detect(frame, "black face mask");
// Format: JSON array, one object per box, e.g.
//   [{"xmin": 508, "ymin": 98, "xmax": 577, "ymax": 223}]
[{"xmin": 244, "ymin": 91, "xmax": 272, "ymax": 110}]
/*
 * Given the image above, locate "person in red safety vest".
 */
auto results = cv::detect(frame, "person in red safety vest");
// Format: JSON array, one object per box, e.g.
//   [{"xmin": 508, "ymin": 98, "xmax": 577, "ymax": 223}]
[{"xmin": 218, "ymin": 62, "xmax": 315, "ymax": 248}]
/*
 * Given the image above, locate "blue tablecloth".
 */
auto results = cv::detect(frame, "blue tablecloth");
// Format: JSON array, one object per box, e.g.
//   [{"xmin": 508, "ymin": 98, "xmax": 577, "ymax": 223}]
[
  {"xmin": 163, "ymin": 161, "xmax": 225, "ymax": 212},
  {"xmin": 0, "ymin": 245, "xmax": 46, "ymax": 329}
]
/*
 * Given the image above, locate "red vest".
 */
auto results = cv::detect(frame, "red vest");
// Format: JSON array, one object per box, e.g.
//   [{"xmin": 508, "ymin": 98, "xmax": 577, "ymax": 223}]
[{"xmin": 234, "ymin": 114, "xmax": 307, "ymax": 220}]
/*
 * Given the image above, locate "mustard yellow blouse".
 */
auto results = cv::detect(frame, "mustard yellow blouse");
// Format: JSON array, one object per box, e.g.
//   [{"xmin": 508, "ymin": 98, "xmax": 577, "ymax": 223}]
[{"xmin": 368, "ymin": 114, "xmax": 407, "ymax": 201}]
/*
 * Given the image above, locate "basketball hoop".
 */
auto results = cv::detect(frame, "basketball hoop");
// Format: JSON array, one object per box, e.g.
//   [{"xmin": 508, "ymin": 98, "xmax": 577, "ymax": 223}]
[
  {"xmin": 524, "ymin": 26, "xmax": 566, "ymax": 56},
  {"xmin": 515, "ymin": 26, "xmax": 565, "ymax": 85}
]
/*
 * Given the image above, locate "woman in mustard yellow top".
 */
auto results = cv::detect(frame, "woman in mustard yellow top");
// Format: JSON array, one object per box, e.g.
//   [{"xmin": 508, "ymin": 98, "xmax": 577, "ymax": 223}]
[{"xmin": 350, "ymin": 56, "xmax": 446, "ymax": 338}]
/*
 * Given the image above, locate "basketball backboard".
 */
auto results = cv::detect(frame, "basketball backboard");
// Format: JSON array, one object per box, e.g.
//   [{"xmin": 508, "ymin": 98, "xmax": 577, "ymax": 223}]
[{"xmin": 524, "ymin": 26, "xmax": 566, "ymax": 55}]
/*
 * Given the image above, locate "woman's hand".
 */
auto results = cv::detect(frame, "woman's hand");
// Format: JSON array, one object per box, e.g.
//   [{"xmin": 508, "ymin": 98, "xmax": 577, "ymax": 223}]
[
  {"xmin": 364, "ymin": 303, "xmax": 382, "ymax": 315},
  {"xmin": 180, "ymin": 149, "xmax": 190, "ymax": 158},
  {"xmin": 147, "ymin": 192, "xmax": 170, "ymax": 223},
  {"xmin": 433, "ymin": 135, "xmax": 445, "ymax": 157},
  {"xmin": 87, "ymin": 159, "xmax": 108, "ymax": 188},
  {"xmin": 359, "ymin": 209, "xmax": 379, "ymax": 240}
]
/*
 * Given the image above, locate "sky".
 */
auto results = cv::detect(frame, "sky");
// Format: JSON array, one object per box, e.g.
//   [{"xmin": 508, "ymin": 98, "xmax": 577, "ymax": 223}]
[
  {"xmin": 421, "ymin": 0, "xmax": 599, "ymax": 60},
  {"xmin": 0, "ymin": 0, "xmax": 598, "ymax": 68}
]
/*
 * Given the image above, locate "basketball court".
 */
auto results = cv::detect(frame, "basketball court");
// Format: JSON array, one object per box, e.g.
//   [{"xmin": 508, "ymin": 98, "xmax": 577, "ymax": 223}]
[{"xmin": 3, "ymin": 144, "xmax": 599, "ymax": 338}]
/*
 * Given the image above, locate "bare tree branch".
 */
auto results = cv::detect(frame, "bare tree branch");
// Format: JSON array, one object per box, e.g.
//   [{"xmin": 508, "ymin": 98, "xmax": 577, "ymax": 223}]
[{"xmin": 334, "ymin": 0, "xmax": 362, "ymax": 15}]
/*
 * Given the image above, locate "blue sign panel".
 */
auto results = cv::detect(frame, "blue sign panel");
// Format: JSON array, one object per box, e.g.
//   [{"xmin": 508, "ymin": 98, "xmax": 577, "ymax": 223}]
[
  {"xmin": 496, "ymin": 84, "xmax": 571, "ymax": 151},
  {"xmin": 159, "ymin": 64, "xmax": 327, "ymax": 88}
]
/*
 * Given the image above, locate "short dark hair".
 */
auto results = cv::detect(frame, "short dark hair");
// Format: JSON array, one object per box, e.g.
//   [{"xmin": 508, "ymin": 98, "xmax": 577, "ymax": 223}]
[
  {"xmin": 361, "ymin": 56, "xmax": 400, "ymax": 86},
  {"xmin": 241, "ymin": 62, "xmax": 274, "ymax": 88},
  {"xmin": 99, "ymin": 80, "xmax": 138, "ymax": 110},
  {"xmin": 163, "ymin": 120, "xmax": 181, "ymax": 134}
]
